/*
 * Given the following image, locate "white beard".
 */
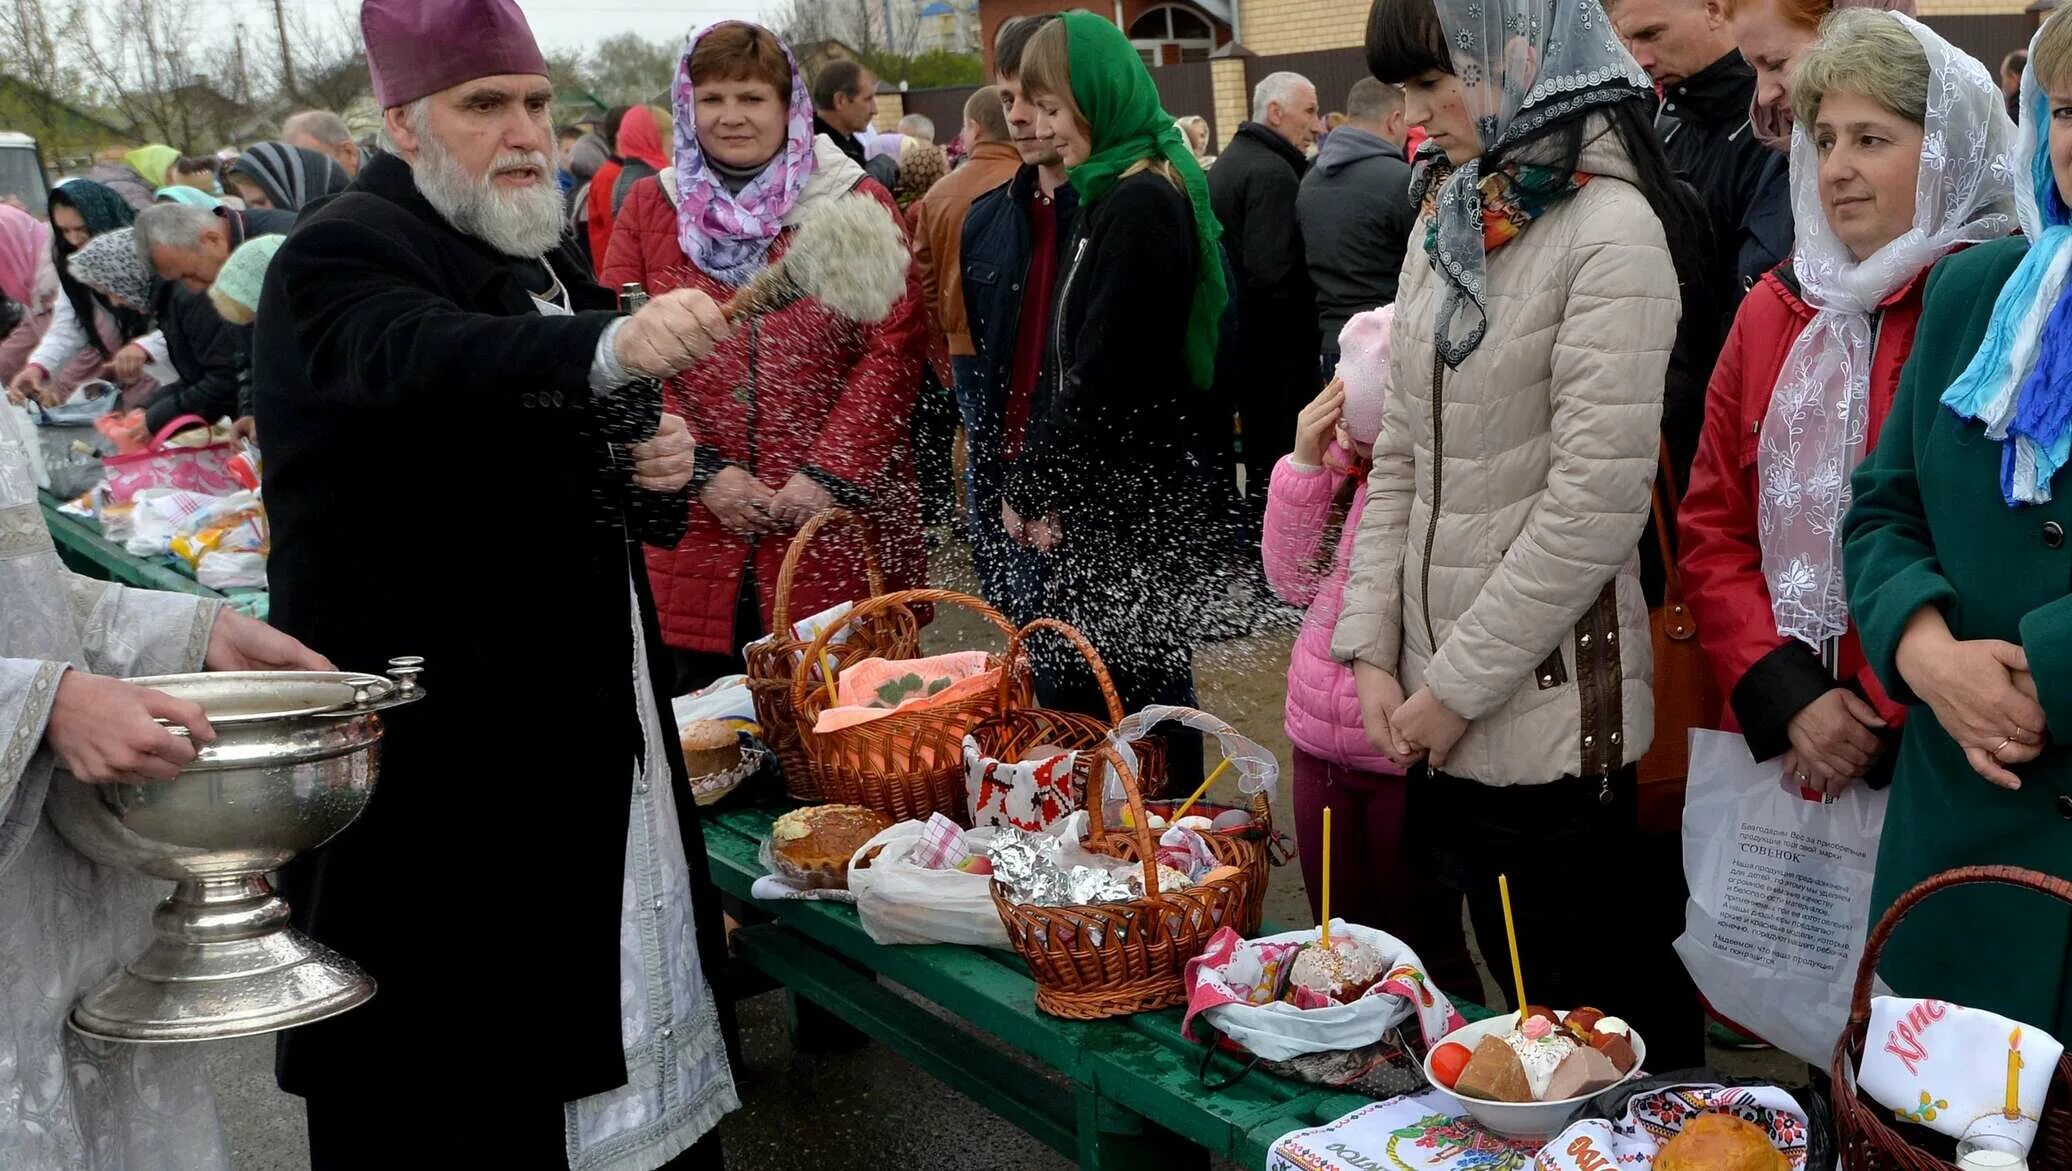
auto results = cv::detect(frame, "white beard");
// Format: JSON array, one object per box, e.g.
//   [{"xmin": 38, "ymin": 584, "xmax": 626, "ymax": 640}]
[{"xmin": 412, "ymin": 132, "xmax": 566, "ymax": 258}]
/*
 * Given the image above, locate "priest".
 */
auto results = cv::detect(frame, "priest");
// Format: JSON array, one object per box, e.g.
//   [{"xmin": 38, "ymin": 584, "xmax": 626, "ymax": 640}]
[
  {"xmin": 254, "ymin": 1, "xmax": 739, "ymax": 1166},
  {"xmin": 0, "ymin": 435, "xmax": 332, "ymax": 1171}
]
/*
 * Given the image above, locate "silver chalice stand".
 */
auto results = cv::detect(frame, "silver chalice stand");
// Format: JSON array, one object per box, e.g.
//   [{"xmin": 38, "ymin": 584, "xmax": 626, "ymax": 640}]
[{"xmin": 46, "ymin": 658, "xmax": 424, "ymax": 1043}]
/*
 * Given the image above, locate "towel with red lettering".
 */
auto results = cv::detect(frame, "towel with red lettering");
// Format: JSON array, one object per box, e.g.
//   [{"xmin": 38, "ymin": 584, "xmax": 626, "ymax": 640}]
[
  {"xmin": 1859, "ymin": 996, "xmax": 2059, "ymax": 1151},
  {"xmin": 1267, "ymin": 1090, "xmax": 1539, "ymax": 1171},
  {"xmin": 1536, "ymin": 1084, "xmax": 1813, "ymax": 1170}
]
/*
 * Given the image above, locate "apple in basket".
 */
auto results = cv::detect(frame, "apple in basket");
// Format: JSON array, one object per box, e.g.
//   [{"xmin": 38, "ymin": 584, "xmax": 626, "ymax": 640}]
[{"xmin": 956, "ymin": 855, "xmax": 993, "ymax": 876}]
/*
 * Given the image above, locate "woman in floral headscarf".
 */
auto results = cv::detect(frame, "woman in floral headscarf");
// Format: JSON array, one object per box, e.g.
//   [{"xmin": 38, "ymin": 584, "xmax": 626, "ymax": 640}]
[
  {"xmin": 601, "ymin": 21, "xmax": 926, "ymax": 691},
  {"xmin": 3, "ymin": 181, "xmax": 158, "ymax": 410},
  {"xmin": 1681, "ymin": 12, "xmax": 2018, "ymax": 801},
  {"xmin": 1336, "ymin": 0, "xmax": 1710, "ymax": 1066}
]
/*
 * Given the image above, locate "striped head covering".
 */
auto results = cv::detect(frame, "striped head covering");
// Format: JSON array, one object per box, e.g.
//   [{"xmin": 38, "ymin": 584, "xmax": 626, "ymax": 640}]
[
  {"xmin": 66, "ymin": 227, "xmax": 157, "ymax": 310},
  {"xmin": 229, "ymin": 142, "xmax": 348, "ymax": 211}
]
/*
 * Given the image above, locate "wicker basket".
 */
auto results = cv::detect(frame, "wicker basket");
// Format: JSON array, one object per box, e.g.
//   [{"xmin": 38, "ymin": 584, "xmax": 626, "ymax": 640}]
[
  {"xmin": 1832, "ymin": 865, "xmax": 2072, "ymax": 1170},
  {"xmin": 792, "ymin": 588, "xmax": 1030, "ymax": 824},
  {"xmin": 992, "ymin": 743, "xmax": 1260, "ymax": 1020},
  {"xmin": 965, "ymin": 618, "xmax": 1168, "ymax": 814},
  {"xmin": 744, "ymin": 508, "xmax": 921, "ymax": 802},
  {"xmin": 1130, "ymin": 789, "xmax": 1276, "ymax": 937}
]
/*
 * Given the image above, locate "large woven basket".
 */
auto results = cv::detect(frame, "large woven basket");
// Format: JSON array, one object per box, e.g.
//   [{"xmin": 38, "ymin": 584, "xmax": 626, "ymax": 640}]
[
  {"xmin": 792, "ymin": 588, "xmax": 1030, "ymax": 824},
  {"xmin": 992, "ymin": 743, "xmax": 1259, "ymax": 1020},
  {"xmin": 965, "ymin": 617, "xmax": 1168, "ymax": 812},
  {"xmin": 744, "ymin": 508, "xmax": 920, "ymax": 802},
  {"xmin": 1833, "ymin": 865, "xmax": 2072, "ymax": 1170}
]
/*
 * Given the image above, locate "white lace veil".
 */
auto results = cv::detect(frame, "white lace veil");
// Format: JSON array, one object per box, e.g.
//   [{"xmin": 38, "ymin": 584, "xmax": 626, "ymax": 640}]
[
  {"xmin": 1422, "ymin": 0, "xmax": 1653, "ymax": 367},
  {"xmin": 1758, "ymin": 11, "xmax": 2020, "ymax": 647}
]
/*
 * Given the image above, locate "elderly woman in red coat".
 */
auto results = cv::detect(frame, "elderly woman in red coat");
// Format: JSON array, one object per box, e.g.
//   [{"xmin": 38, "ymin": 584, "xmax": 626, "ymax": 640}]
[{"xmin": 604, "ymin": 20, "xmax": 926, "ymax": 689}]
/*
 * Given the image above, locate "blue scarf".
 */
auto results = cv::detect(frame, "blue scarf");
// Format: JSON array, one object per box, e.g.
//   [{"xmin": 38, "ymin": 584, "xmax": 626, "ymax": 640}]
[{"xmin": 1941, "ymin": 72, "xmax": 2072, "ymax": 505}]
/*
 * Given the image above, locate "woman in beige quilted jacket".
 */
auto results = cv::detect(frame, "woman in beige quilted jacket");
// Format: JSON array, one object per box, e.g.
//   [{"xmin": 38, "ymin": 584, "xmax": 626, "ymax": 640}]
[{"xmin": 1335, "ymin": 0, "xmax": 1706, "ymax": 1068}]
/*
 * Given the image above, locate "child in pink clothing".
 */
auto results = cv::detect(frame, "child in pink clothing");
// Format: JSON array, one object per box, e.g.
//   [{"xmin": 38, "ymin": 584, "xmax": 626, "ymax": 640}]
[{"xmin": 1261, "ymin": 307, "xmax": 1476, "ymax": 994}]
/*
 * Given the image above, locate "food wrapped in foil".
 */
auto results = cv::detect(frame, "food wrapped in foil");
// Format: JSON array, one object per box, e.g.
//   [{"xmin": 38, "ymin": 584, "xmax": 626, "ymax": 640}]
[{"xmin": 989, "ymin": 826, "xmax": 1137, "ymax": 907}]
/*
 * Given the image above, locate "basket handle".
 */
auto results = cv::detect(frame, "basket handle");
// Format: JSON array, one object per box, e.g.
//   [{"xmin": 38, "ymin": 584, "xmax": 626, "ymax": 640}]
[
  {"xmin": 998, "ymin": 618, "xmax": 1125, "ymax": 723},
  {"xmin": 771, "ymin": 507, "xmax": 885, "ymax": 633},
  {"xmin": 789, "ymin": 587, "xmax": 1019, "ymax": 715},
  {"xmin": 1087, "ymin": 741, "xmax": 1161, "ymax": 901},
  {"xmin": 1847, "ymin": 865, "xmax": 2072, "ymax": 1028}
]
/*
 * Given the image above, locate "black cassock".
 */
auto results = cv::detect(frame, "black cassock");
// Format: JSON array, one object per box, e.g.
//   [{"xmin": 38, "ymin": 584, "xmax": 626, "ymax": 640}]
[{"xmin": 254, "ymin": 152, "xmax": 721, "ymax": 1117}]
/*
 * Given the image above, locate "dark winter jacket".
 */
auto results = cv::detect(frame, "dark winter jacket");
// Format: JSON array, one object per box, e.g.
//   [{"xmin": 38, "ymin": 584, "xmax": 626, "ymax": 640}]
[
  {"xmin": 254, "ymin": 151, "xmax": 701, "ymax": 1105},
  {"xmin": 815, "ymin": 114, "xmax": 867, "ymax": 168},
  {"xmin": 1295, "ymin": 126, "xmax": 1413, "ymax": 365},
  {"xmin": 145, "ymin": 206, "xmax": 294, "ymax": 431},
  {"xmin": 961, "ymin": 165, "xmax": 1079, "ymax": 510},
  {"xmin": 1006, "ymin": 169, "xmax": 1218, "ymax": 666},
  {"xmin": 1656, "ymin": 51, "xmax": 1787, "ymax": 302},
  {"xmin": 1739, "ymin": 151, "xmax": 1794, "ymax": 291},
  {"xmin": 141, "ymin": 283, "xmax": 240, "ymax": 431},
  {"xmin": 1210, "ymin": 121, "xmax": 1320, "ymax": 460}
]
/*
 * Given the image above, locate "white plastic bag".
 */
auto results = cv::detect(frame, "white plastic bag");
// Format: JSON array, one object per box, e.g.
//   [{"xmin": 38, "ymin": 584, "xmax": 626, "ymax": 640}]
[
  {"xmin": 849, "ymin": 820, "xmax": 1024, "ymax": 948},
  {"xmin": 1674, "ymin": 729, "xmax": 1889, "ymax": 1066}
]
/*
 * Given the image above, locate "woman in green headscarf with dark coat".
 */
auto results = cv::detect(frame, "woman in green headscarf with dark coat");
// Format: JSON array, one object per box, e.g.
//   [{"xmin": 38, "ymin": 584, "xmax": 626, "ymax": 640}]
[{"xmin": 1005, "ymin": 12, "xmax": 1229, "ymax": 785}]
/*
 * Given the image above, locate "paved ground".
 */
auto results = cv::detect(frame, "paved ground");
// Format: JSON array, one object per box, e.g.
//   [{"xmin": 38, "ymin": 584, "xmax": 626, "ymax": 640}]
[{"xmin": 205, "ymin": 540, "xmax": 1798, "ymax": 1169}]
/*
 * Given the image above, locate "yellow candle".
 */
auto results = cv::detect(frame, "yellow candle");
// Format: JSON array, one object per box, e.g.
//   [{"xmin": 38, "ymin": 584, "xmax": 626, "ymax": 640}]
[
  {"xmin": 820, "ymin": 652, "xmax": 839, "ymax": 706},
  {"xmin": 2007, "ymin": 1027, "xmax": 2025, "ymax": 1119},
  {"xmin": 1320, "ymin": 806, "xmax": 1333, "ymax": 948},
  {"xmin": 1499, "ymin": 874, "xmax": 1527, "ymax": 1016},
  {"xmin": 1170, "ymin": 758, "xmax": 1234, "ymax": 822}
]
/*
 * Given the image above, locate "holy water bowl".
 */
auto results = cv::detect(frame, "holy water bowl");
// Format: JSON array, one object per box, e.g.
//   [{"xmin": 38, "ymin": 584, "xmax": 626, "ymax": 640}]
[
  {"xmin": 45, "ymin": 659, "xmax": 423, "ymax": 1043},
  {"xmin": 1422, "ymin": 1011, "xmax": 1648, "ymax": 1139}
]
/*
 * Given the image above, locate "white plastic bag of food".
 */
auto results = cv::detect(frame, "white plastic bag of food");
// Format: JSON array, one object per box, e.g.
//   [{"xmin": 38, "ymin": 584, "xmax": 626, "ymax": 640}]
[
  {"xmin": 1675, "ymin": 729, "xmax": 1889, "ymax": 1067},
  {"xmin": 196, "ymin": 550, "xmax": 267, "ymax": 589},
  {"xmin": 850, "ymin": 819, "xmax": 1021, "ymax": 948}
]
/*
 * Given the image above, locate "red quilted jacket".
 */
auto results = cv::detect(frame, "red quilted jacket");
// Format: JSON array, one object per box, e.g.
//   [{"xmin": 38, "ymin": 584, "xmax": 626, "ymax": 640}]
[
  {"xmin": 1679, "ymin": 264, "xmax": 1921, "ymax": 734},
  {"xmin": 601, "ymin": 171, "xmax": 927, "ymax": 654}
]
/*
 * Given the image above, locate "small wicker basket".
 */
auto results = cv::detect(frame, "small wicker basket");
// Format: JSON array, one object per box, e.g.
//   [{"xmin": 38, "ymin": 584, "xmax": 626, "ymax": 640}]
[
  {"xmin": 743, "ymin": 508, "xmax": 920, "ymax": 802},
  {"xmin": 965, "ymin": 617, "xmax": 1168, "ymax": 813},
  {"xmin": 992, "ymin": 743, "xmax": 1259, "ymax": 1020},
  {"xmin": 791, "ymin": 588, "xmax": 1030, "ymax": 824},
  {"xmin": 1832, "ymin": 864, "xmax": 2072, "ymax": 1170}
]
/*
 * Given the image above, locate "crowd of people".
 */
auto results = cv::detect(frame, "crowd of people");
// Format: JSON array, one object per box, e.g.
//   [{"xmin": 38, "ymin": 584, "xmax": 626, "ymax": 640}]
[{"xmin": 3, "ymin": 0, "xmax": 2072, "ymax": 1164}]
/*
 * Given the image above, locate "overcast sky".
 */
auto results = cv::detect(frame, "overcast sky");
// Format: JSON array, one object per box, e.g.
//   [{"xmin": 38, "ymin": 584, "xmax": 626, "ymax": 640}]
[{"xmin": 230, "ymin": 0, "xmax": 792, "ymax": 58}]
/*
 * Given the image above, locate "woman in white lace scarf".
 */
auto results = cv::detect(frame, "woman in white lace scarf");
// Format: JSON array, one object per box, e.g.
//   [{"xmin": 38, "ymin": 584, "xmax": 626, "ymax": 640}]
[
  {"xmin": 1679, "ymin": 10, "xmax": 2019, "ymax": 796},
  {"xmin": 0, "ymin": 436, "xmax": 330, "ymax": 1169}
]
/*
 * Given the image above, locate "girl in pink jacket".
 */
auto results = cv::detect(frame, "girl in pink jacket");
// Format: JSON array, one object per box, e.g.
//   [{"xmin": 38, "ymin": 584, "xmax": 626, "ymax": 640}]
[{"xmin": 1262, "ymin": 307, "xmax": 1475, "ymax": 992}]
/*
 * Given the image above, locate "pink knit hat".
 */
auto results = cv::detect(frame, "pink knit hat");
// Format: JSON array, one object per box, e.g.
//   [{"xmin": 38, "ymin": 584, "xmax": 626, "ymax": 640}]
[
  {"xmin": 362, "ymin": 0, "xmax": 550, "ymax": 110},
  {"xmin": 1335, "ymin": 306, "xmax": 1393, "ymax": 446}
]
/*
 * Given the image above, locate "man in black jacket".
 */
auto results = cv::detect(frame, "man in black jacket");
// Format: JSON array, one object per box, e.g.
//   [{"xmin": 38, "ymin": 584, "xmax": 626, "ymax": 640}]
[
  {"xmin": 1209, "ymin": 70, "xmax": 1323, "ymax": 548},
  {"xmin": 811, "ymin": 58, "xmax": 877, "ymax": 169},
  {"xmin": 1609, "ymin": 0, "xmax": 1786, "ymax": 313},
  {"xmin": 1297, "ymin": 77, "xmax": 1414, "ymax": 375},
  {"xmin": 133, "ymin": 202, "xmax": 298, "ymax": 433},
  {"xmin": 253, "ymin": 0, "xmax": 736, "ymax": 1164},
  {"xmin": 959, "ymin": 13, "xmax": 1072, "ymax": 624}
]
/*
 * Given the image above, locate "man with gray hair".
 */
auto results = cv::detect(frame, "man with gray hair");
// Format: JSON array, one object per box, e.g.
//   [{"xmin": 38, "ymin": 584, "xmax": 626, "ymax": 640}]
[
  {"xmin": 133, "ymin": 200, "xmax": 298, "ymax": 434},
  {"xmin": 1297, "ymin": 77, "xmax": 1414, "ymax": 373},
  {"xmin": 252, "ymin": 0, "xmax": 740, "ymax": 1165},
  {"xmin": 1208, "ymin": 68, "xmax": 1323, "ymax": 558},
  {"xmin": 898, "ymin": 111, "xmax": 935, "ymax": 144},
  {"xmin": 282, "ymin": 109, "xmax": 365, "ymax": 177}
]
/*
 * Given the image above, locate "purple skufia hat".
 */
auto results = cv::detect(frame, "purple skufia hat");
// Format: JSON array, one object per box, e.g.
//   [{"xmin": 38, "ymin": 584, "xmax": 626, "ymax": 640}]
[{"xmin": 361, "ymin": 0, "xmax": 550, "ymax": 109}]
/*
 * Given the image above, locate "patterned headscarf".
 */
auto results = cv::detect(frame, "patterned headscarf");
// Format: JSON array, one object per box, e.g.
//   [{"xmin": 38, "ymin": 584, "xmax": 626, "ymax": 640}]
[
  {"xmin": 671, "ymin": 22, "xmax": 818, "ymax": 286},
  {"xmin": 1762, "ymin": 12, "xmax": 2019, "ymax": 644},
  {"xmin": 67, "ymin": 227, "xmax": 157, "ymax": 310},
  {"xmin": 230, "ymin": 142, "xmax": 348, "ymax": 211},
  {"xmin": 1418, "ymin": 0, "xmax": 1654, "ymax": 368},
  {"xmin": 48, "ymin": 180, "xmax": 144, "ymax": 355}
]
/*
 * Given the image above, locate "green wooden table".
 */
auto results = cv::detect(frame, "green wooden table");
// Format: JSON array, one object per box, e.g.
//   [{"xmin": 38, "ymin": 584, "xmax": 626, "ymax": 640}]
[
  {"xmin": 703, "ymin": 803, "xmax": 1491, "ymax": 1170},
  {"xmin": 38, "ymin": 489, "xmax": 267, "ymax": 615}
]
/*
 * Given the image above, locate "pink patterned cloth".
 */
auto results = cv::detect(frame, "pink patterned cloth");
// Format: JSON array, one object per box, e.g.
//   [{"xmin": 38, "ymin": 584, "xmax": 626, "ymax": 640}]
[{"xmin": 672, "ymin": 22, "xmax": 818, "ymax": 286}]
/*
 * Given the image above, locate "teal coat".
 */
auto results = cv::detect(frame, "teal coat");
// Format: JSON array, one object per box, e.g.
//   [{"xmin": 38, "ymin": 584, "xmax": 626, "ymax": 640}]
[{"xmin": 1842, "ymin": 235, "xmax": 2072, "ymax": 1037}]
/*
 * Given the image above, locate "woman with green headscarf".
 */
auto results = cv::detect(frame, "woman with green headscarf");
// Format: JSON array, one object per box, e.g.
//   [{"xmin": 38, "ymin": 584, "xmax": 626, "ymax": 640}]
[{"xmin": 1006, "ymin": 12, "xmax": 1228, "ymax": 786}]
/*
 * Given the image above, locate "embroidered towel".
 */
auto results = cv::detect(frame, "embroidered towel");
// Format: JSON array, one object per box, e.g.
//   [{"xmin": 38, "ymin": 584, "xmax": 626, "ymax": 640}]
[{"xmin": 1860, "ymin": 997, "xmax": 2060, "ymax": 1150}]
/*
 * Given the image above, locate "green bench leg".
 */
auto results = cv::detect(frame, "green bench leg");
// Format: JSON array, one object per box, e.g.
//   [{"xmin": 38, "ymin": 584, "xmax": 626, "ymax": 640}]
[
  {"xmin": 785, "ymin": 980, "xmax": 872, "ymax": 1055},
  {"xmin": 1074, "ymin": 1085, "xmax": 1209, "ymax": 1171}
]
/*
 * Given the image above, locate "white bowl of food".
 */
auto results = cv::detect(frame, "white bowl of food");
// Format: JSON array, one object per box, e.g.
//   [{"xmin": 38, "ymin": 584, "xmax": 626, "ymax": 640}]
[{"xmin": 1421, "ymin": 1007, "xmax": 1646, "ymax": 1139}]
